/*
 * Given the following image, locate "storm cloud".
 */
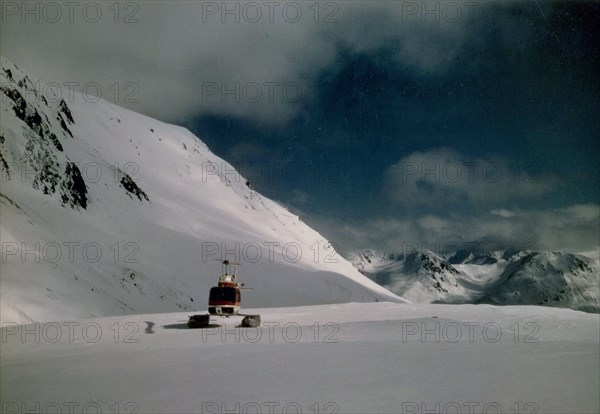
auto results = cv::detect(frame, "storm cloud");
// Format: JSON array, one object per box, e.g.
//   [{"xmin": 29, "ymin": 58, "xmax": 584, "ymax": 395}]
[
  {"xmin": 2, "ymin": 0, "xmax": 527, "ymax": 123},
  {"xmin": 2, "ymin": 0, "xmax": 598, "ymax": 254}
]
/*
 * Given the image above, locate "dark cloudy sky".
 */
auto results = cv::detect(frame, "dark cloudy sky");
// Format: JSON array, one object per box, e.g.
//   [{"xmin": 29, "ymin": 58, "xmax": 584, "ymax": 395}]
[{"xmin": 2, "ymin": 1, "xmax": 599, "ymax": 254}]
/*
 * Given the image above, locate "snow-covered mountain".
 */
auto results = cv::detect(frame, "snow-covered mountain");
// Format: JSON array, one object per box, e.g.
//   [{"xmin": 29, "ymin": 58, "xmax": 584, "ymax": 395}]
[
  {"xmin": 349, "ymin": 250, "xmax": 472, "ymax": 303},
  {"xmin": 447, "ymin": 248, "xmax": 522, "ymax": 265},
  {"xmin": 349, "ymin": 248, "xmax": 599, "ymax": 312},
  {"xmin": 0, "ymin": 57, "xmax": 403, "ymax": 323},
  {"xmin": 482, "ymin": 251, "xmax": 599, "ymax": 312}
]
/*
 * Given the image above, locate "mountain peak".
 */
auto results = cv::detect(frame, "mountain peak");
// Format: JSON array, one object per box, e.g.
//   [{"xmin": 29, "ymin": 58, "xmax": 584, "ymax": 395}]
[
  {"xmin": 482, "ymin": 251, "xmax": 599, "ymax": 312},
  {"xmin": 349, "ymin": 248, "xmax": 468, "ymax": 303},
  {"xmin": 349, "ymin": 247, "xmax": 599, "ymax": 312}
]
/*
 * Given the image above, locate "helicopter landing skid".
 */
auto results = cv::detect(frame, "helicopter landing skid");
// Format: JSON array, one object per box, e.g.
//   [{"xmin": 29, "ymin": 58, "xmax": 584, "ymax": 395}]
[
  {"xmin": 187, "ymin": 313, "xmax": 261, "ymax": 329},
  {"xmin": 187, "ymin": 314, "xmax": 211, "ymax": 329}
]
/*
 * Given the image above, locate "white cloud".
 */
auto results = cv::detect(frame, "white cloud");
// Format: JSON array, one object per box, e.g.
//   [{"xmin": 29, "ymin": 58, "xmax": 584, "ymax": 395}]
[
  {"xmin": 308, "ymin": 204, "xmax": 600, "ymax": 255},
  {"xmin": 385, "ymin": 147, "xmax": 558, "ymax": 208},
  {"xmin": 490, "ymin": 209, "xmax": 516, "ymax": 218}
]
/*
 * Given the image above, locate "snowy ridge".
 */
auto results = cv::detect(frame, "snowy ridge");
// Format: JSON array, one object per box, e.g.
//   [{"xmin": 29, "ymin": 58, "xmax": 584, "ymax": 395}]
[
  {"xmin": 350, "ymin": 248, "xmax": 599, "ymax": 312},
  {"xmin": 482, "ymin": 251, "xmax": 600, "ymax": 312},
  {"xmin": 349, "ymin": 249, "xmax": 473, "ymax": 303},
  {"xmin": 0, "ymin": 57, "xmax": 403, "ymax": 323},
  {"xmin": 447, "ymin": 248, "xmax": 522, "ymax": 265}
]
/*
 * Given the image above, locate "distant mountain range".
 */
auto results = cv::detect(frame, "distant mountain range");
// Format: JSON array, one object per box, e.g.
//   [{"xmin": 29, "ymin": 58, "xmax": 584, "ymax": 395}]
[{"xmin": 349, "ymin": 248, "xmax": 599, "ymax": 312}]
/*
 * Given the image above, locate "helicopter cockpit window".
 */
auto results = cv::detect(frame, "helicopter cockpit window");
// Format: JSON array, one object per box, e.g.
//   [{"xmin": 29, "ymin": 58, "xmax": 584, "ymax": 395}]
[{"xmin": 209, "ymin": 287, "xmax": 239, "ymax": 302}]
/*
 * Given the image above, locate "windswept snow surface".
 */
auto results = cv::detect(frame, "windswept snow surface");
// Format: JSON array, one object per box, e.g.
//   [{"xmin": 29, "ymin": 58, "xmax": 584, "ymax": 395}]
[
  {"xmin": 0, "ymin": 56, "xmax": 402, "ymax": 324},
  {"xmin": 1, "ymin": 302, "xmax": 598, "ymax": 413}
]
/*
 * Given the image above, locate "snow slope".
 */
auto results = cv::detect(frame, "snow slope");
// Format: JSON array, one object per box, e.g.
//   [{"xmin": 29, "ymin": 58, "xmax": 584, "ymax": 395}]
[
  {"xmin": 0, "ymin": 57, "xmax": 402, "ymax": 324},
  {"xmin": 1, "ymin": 303, "xmax": 598, "ymax": 413}
]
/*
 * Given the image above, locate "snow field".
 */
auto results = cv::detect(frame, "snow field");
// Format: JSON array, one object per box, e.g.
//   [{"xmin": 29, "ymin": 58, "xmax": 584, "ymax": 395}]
[{"xmin": 1, "ymin": 302, "xmax": 598, "ymax": 413}]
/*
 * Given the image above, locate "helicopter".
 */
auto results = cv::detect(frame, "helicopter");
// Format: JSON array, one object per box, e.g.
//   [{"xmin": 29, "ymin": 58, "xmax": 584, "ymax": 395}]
[{"xmin": 188, "ymin": 260, "xmax": 260, "ymax": 328}]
